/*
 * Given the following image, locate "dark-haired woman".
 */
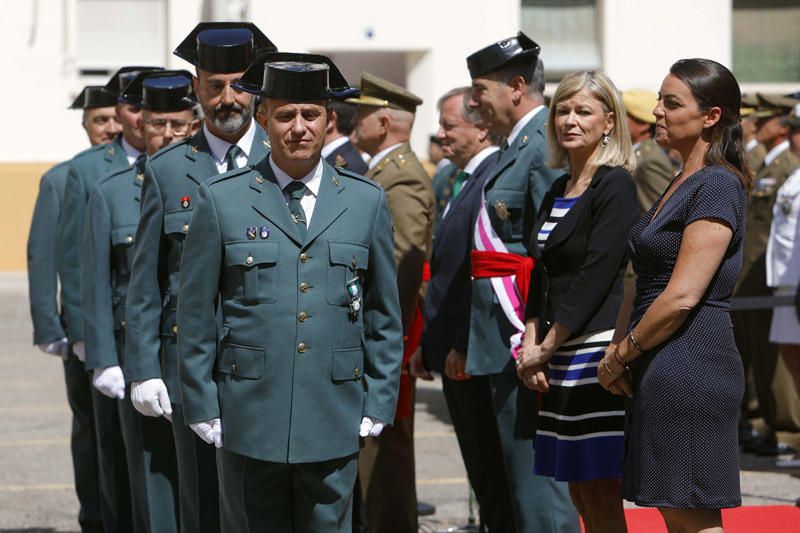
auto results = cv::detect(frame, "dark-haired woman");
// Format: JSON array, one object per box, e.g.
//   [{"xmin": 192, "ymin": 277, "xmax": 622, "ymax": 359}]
[{"xmin": 598, "ymin": 58, "xmax": 750, "ymax": 533}]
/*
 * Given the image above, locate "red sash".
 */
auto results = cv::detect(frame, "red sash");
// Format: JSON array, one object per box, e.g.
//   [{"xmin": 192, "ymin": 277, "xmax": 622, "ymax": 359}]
[
  {"xmin": 395, "ymin": 261, "xmax": 431, "ymax": 420},
  {"xmin": 470, "ymin": 250, "xmax": 535, "ymax": 304}
]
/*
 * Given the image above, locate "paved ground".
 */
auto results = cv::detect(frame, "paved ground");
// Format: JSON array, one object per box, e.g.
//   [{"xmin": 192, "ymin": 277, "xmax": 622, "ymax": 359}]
[{"xmin": 1, "ymin": 272, "xmax": 800, "ymax": 532}]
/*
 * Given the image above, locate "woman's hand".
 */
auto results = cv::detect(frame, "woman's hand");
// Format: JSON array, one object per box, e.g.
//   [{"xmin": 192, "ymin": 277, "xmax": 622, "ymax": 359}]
[
  {"xmin": 518, "ymin": 363, "xmax": 549, "ymax": 393},
  {"xmin": 597, "ymin": 352, "xmax": 632, "ymax": 397},
  {"xmin": 517, "ymin": 343, "xmax": 553, "ymax": 370},
  {"xmin": 607, "ymin": 371, "xmax": 633, "ymax": 397}
]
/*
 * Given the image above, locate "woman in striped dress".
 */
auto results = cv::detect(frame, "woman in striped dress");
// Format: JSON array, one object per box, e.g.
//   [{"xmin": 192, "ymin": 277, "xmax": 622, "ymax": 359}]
[{"xmin": 516, "ymin": 70, "xmax": 639, "ymax": 531}]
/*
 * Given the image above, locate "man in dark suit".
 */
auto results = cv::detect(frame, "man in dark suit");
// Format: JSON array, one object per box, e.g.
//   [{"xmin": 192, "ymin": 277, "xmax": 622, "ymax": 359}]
[
  {"xmin": 27, "ymin": 85, "xmax": 119, "ymax": 533},
  {"xmin": 124, "ymin": 23, "xmax": 276, "ymax": 533},
  {"xmin": 465, "ymin": 33, "xmax": 577, "ymax": 531},
  {"xmin": 323, "ymin": 100, "xmax": 368, "ymax": 174},
  {"xmin": 410, "ymin": 86, "xmax": 513, "ymax": 531}
]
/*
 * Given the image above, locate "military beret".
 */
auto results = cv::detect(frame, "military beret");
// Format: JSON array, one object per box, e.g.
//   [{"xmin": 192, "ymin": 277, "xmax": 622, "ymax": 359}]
[
  {"xmin": 784, "ymin": 103, "xmax": 800, "ymax": 129},
  {"xmin": 121, "ymin": 70, "xmax": 196, "ymax": 112},
  {"xmin": 466, "ymin": 32, "xmax": 541, "ymax": 79},
  {"xmin": 345, "ymin": 71, "xmax": 422, "ymax": 113},
  {"xmin": 103, "ymin": 66, "xmax": 164, "ymax": 106},
  {"xmin": 622, "ymin": 89, "xmax": 657, "ymax": 125},
  {"xmin": 173, "ymin": 22, "xmax": 276, "ymax": 74},
  {"xmin": 751, "ymin": 93, "xmax": 798, "ymax": 119},
  {"xmin": 68, "ymin": 85, "xmax": 117, "ymax": 110},
  {"xmin": 234, "ymin": 51, "xmax": 358, "ymax": 100}
]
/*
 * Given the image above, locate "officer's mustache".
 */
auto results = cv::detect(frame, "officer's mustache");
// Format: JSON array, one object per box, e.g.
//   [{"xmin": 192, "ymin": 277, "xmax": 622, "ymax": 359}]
[{"xmin": 212, "ymin": 102, "xmax": 244, "ymax": 116}]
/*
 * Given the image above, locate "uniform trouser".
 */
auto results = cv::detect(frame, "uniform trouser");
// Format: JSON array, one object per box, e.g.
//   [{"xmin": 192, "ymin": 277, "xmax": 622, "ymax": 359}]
[
  {"xmin": 442, "ymin": 373, "xmax": 514, "ymax": 532},
  {"xmin": 62, "ymin": 352, "xmax": 103, "ymax": 531},
  {"xmin": 358, "ymin": 379, "xmax": 417, "ymax": 533},
  {"xmin": 92, "ymin": 389, "xmax": 133, "ymax": 532},
  {"xmin": 118, "ymin": 384, "xmax": 180, "ymax": 533},
  {"xmin": 487, "ymin": 372, "xmax": 579, "ymax": 533},
  {"xmin": 170, "ymin": 402, "xmax": 220, "ymax": 533},
  {"xmin": 218, "ymin": 448, "xmax": 357, "ymax": 532}
]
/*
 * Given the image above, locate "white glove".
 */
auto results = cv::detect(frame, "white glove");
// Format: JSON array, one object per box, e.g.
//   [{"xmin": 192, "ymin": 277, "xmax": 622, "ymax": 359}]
[
  {"xmin": 190, "ymin": 418, "xmax": 223, "ymax": 448},
  {"xmin": 92, "ymin": 365, "xmax": 125, "ymax": 400},
  {"xmin": 38, "ymin": 337, "xmax": 68, "ymax": 358},
  {"xmin": 131, "ymin": 379, "xmax": 172, "ymax": 418},
  {"xmin": 72, "ymin": 341, "xmax": 86, "ymax": 362},
  {"xmin": 359, "ymin": 416, "xmax": 386, "ymax": 437}
]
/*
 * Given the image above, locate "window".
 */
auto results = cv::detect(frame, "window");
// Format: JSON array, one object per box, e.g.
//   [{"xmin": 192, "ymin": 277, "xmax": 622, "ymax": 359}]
[
  {"xmin": 733, "ymin": 0, "xmax": 800, "ymax": 83},
  {"xmin": 520, "ymin": 0, "xmax": 600, "ymax": 81}
]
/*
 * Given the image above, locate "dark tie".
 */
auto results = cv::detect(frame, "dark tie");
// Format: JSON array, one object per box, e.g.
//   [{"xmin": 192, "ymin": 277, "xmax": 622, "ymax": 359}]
[
  {"xmin": 500, "ymin": 139, "xmax": 509, "ymax": 152},
  {"xmin": 225, "ymin": 144, "xmax": 244, "ymax": 171},
  {"xmin": 452, "ymin": 171, "xmax": 469, "ymax": 200},
  {"xmin": 284, "ymin": 181, "xmax": 308, "ymax": 239}
]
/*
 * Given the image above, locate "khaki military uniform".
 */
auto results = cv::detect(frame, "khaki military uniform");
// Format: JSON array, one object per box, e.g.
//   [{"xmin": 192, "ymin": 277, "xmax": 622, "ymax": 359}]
[
  {"xmin": 734, "ymin": 146, "xmax": 800, "ymax": 433},
  {"xmin": 632, "ymin": 139, "xmax": 674, "ymax": 213},
  {"xmin": 359, "ymin": 142, "xmax": 434, "ymax": 533}
]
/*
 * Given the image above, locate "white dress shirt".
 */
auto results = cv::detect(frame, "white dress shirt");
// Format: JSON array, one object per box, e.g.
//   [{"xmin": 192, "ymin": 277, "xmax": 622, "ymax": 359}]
[
  {"xmin": 121, "ymin": 137, "xmax": 143, "ymax": 165},
  {"xmin": 506, "ymin": 105, "xmax": 545, "ymax": 147},
  {"xmin": 767, "ymin": 167, "xmax": 800, "ymax": 288},
  {"xmin": 368, "ymin": 142, "xmax": 404, "ymax": 170},
  {"xmin": 204, "ymin": 119, "xmax": 257, "ymax": 174},
  {"xmin": 269, "ymin": 155, "xmax": 323, "ymax": 225},
  {"xmin": 321, "ymin": 136, "xmax": 349, "ymax": 159},
  {"xmin": 442, "ymin": 146, "xmax": 500, "ymax": 219},
  {"xmin": 764, "ymin": 140, "xmax": 791, "ymax": 168}
]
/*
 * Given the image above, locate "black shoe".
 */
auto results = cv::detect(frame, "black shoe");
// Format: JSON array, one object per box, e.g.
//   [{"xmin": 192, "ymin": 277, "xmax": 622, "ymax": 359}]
[
  {"xmin": 795, "ymin": 496, "xmax": 800, "ymax": 508},
  {"xmin": 739, "ymin": 424, "xmax": 763, "ymax": 446},
  {"xmin": 754, "ymin": 439, "xmax": 796, "ymax": 457},
  {"xmin": 418, "ymin": 501, "xmax": 436, "ymax": 516},
  {"xmin": 742, "ymin": 433, "xmax": 775, "ymax": 454}
]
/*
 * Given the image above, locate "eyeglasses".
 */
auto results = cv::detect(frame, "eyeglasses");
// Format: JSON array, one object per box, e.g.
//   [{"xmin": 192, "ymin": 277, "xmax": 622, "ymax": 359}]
[{"xmin": 144, "ymin": 119, "xmax": 192, "ymax": 135}]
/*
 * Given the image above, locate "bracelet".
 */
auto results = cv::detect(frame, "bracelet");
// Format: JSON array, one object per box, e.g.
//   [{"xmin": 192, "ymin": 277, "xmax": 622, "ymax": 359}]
[
  {"xmin": 612, "ymin": 346, "xmax": 627, "ymax": 367},
  {"xmin": 603, "ymin": 359, "xmax": 621, "ymax": 376},
  {"xmin": 629, "ymin": 330, "xmax": 645, "ymax": 352}
]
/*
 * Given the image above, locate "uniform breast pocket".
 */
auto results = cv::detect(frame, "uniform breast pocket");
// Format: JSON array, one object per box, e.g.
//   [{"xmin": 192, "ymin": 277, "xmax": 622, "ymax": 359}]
[
  {"xmin": 163, "ymin": 209, "xmax": 192, "ymax": 240},
  {"xmin": 110, "ymin": 224, "xmax": 137, "ymax": 272},
  {"xmin": 225, "ymin": 241, "xmax": 279, "ymax": 305},
  {"xmin": 486, "ymin": 188, "xmax": 525, "ymax": 241},
  {"xmin": 326, "ymin": 241, "xmax": 369, "ymax": 305}
]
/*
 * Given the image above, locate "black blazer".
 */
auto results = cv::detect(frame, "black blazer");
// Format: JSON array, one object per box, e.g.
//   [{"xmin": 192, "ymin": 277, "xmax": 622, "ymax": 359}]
[
  {"xmin": 525, "ymin": 165, "xmax": 639, "ymax": 339},
  {"xmin": 325, "ymin": 138, "xmax": 368, "ymax": 175},
  {"xmin": 422, "ymin": 151, "xmax": 500, "ymax": 372}
]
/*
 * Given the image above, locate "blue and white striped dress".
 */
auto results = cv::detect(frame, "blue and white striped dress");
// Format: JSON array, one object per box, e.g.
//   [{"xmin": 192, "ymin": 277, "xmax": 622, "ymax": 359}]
[{"xmin": 534, "ymin": 195, "xmax": 625, "ymax": 482}]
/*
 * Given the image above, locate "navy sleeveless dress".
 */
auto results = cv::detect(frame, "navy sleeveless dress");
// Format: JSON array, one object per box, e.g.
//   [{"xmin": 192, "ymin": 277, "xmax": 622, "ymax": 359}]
[{"xmin": 622, "ymin": 165, "xmax": 747, "ymax": 508}]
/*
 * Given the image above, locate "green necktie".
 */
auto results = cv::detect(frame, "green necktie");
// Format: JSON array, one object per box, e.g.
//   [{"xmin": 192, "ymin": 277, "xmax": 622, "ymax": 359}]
[
  {"xmin": 225, "ymin": 144, "xmax": 244, "ymax": 171},
  {"xmin": 284, "ymin": 181, "xmax": 308, "ymax": 239},
  {"xmin": 452, "ymin": 171, "xmax": 469, "ymax": 200}
]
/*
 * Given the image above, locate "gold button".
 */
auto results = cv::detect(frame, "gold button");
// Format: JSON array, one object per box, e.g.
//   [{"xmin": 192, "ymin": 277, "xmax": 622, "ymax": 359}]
[
  {"xmin": 299, "ymin": 282, "xmax": 310, "ymax": 293},
  {"xmin": 121, "ymin": 320, "xmax": 126, "ymax": 328},
  {"xmin": 125, "ymin": 235, "xmax": 133, "ymax": 243},
  {"xmin": 298, "ymin": 311, "xmax": 308, "ymax": 322},
  {"xmin": 354, "ymin": 367, "xmax": 359, "ymax": 377},
  {"xmin": 232, "ymin": 362, "xmax": 237, "ymax": 372},
  {"xmin": 297, "ymin": 342, "xmax": 306, "ymax": 353},
  {"xmin": 182, "ymin": 224, "xmax": 189, "ymax": 233},
  {"xmin": 299, "ymin": 253, "xmax": 308, "ymax": 263},
  {"xmin": 172, "ymin": 325, "xmax": 178, "ymax": 334},
  {"xmin": 245, "ymin": 255, "xmax": 254, "ymax": 265}
]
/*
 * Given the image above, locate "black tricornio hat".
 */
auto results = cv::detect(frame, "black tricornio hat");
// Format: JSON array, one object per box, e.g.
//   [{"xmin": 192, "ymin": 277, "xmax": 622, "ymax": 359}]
[
  {"xmin": 173, "ymin": 22, "xmax": 277, "ymax": 74},
  {"xmin": 233, "ymin": 52, "xmax": 359, "ymax": 101},
  {"xmin": 466, "ymin": 32, "xmax": 541, "ymax": 79},
  {"xmin": 103, "ymin": 66, "xmax": 164, "ymax": 106},
  {"xmin": 121, "ymin": 70, "xmax": 196, "ymax": 112},
  {"xmin": 69, "ymin": 85, "xmax": 117, "ymax": 110}
]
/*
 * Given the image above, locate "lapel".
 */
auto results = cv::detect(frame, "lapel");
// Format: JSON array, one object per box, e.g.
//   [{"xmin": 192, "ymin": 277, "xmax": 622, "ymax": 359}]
[
  {"xmin": 247, "ymin": 125, "xmax": 270, "ymax": 166},
  {"xmin": 305, "ymin": 162, "xmax": 348, "ymax": 246},
  {"xmin": 185, "ymin": 129, "xmax": 221, "ymax": 184},
  {"xmin": 542, "ymin": 166, "xmax": 611, "ymax": 252},
  {"xmin": 484, "ymin": 109, "xmax": 546, "ymax": 190},
  {"xmin": 250, "ymin": 160, "xmax": 304, "ymax": 247},
  {"xmin": 132, "ymin": 156, "xmax": 146, "ymax": 203}
]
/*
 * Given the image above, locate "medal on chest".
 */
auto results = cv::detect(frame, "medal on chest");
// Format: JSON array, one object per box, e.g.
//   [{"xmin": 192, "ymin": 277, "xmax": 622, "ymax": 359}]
[
  {"xmin": 781, "ymin": 197, "xmax": 793, "ymax": 216},
  {"xmin": 494, "ymin": 200, "xmax": 510, "ymax": 221}
]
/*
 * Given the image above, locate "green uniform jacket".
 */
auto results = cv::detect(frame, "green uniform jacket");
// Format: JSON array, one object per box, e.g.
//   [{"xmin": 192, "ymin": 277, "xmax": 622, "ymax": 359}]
[
  {"xmin": 466, "ymin": 109, "xmax": 560, "ymax": 376},
  {"xmin": 28, "ymin": 161, "xmax": 70, "ymax": 345},
  {"xmin": 177, "ymin": 160, "xmax": 403, "ymax": 463},
  {"xmin": 633, "ymin": 138, "xmax": 674, "ymax": 214},
  {"xmin": 125, "ymin": 126, "xmax": 269, "ymax": 399},
  {"xmin": 366, "ymin": 143, "xmax": 434, "ymax": 333},
  {"xmin": 58, "ymin": 137, "xmax": 130, "ymax": 341},
  {"xmin": 81, "ymin": 158, "xmax": 144, "ymax": 370},
  {"xmin": 738, "ymin": 146, "xmax": 800, "ymax": 295}
]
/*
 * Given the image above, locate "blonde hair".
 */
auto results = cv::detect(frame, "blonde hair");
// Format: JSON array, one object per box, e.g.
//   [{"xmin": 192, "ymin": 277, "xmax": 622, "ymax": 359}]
[{"xmin": 547, "ymin": 71, "xmax": 635, "ymax": 173}]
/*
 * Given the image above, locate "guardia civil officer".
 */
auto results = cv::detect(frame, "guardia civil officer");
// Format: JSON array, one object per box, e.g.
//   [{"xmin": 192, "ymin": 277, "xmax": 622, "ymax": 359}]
[
  {"xmin": 27, "ymin": 85, "xmax": 119, "ymax": 533},
  {"xmin": 124, "ymin": 23, "xmax": 275, "ymax": 533},
  {"xmin": 58, "ymin": 66, "xmax": 164, "ymax": 533},
  {"xmin": 82, "ymin": 70, "xmax": 199, "ymax": 533},
  {"xmin": 176, "ymin": 52, "xmax": 403, "ymax": 532},
  {"xmin": 465, "ymin": 33, "xmax": 577, "ymax": 531},
  {"xmin": 349, "ymin": 72, "xmax": 435, "ymax": 532},
  {"xmin": 322, "ymin": 100, "xmax": 368, "ymax": 174}
]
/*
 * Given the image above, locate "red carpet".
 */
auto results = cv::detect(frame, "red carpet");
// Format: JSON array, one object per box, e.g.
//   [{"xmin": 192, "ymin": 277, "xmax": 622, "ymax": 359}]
[{"xmin": 617, "ymin": 506, "xmax": 800, "ymax": 532}]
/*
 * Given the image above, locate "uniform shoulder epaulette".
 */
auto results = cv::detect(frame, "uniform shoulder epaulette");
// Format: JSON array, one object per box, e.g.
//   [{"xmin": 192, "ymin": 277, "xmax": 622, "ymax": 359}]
[
  {"xmin": 206, "ymin": 166, "xmax": 253, "ymax": 187},
  {"xmin": 149, "ymin": 136, "xmax": 191, "ymax": 162},
  {"xmin": 336, "ymin": 167, "xmax": 381, "ymax": 189},
  {"xmin": 71, "ymin": 142, "xmax": 107, "ymax": 163}
]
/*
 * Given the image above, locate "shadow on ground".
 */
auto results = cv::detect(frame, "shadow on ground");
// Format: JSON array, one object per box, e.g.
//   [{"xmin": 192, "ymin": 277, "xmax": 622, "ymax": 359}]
[{"xmin": 415, "ymin": 382, "xmax": 454, "ymax": 426}]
